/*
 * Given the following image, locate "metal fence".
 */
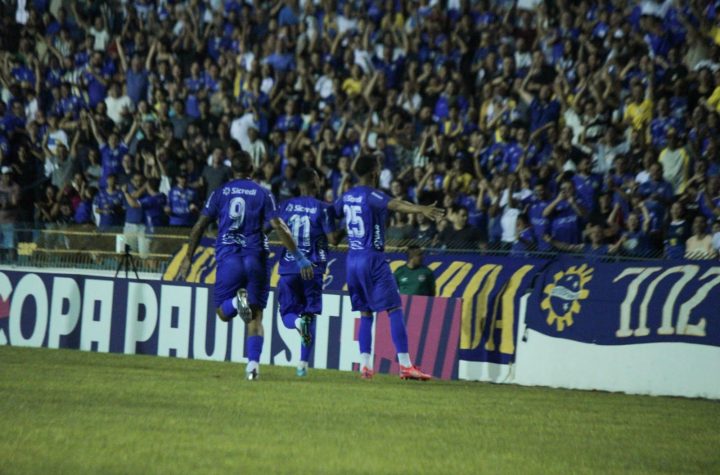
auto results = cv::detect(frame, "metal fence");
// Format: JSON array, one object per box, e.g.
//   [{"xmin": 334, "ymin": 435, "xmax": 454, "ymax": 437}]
[{"xmin": 0, "ymin": 224, "xmax": 694, "ymax": 274}]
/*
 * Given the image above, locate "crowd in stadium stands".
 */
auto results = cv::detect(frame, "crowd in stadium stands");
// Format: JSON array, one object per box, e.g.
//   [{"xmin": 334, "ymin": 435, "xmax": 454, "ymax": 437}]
[{"xmin": 1, "ymin": 0, "xmax": 720, "ymax": 260}]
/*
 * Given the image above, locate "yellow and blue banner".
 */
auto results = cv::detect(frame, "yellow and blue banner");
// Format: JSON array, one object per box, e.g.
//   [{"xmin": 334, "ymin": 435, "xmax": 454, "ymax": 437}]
[
  {"xmin": 525, "ymin": 256, "xmax": 720, "ymax": 347},
  {"xmin": 163, "ymin": 240, "xmax": 544, "ymax": 364}
]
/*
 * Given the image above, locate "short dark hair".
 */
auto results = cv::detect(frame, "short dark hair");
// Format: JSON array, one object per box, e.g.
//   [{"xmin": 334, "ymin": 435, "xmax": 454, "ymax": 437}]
[
  {"xmin": 147, "ymin": 178, "xmax": 160, "ymax": 191},
  {"xmin": 227, "ymin": 141, "xmax": 241, "ymax": 153},
  {"xmin": 231, "ymin": 151, "xmax": 253, "ymax": 174},
  {"xmin": 354, "ymin": 154, "xmax": 378, "ymax": 177},
  {"xmin": 450, "ymin": 204, "xmax": 468, "ymax": 215},
  {"xmin": 296, "ymin": 167, "xmax": 318, "ymax": 186}
]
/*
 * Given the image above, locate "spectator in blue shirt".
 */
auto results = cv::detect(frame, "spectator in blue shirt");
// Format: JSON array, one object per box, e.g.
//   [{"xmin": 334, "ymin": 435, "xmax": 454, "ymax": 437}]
[
  {"xmin": 122, "ymin": 173, "xmax": 146, "ymax": 251},
  {"xmin": 89, "ymin": 114, "xmax": 135, "ymax": 187},
  {"xmin": 518, "ymin": 78, "xmax": 560, "ymax": 133},
  {"xmin": 118, "ymin": 38, "xmax": 151, "ymax": 105},
  {"xmin": 638, "ymin": 162, "xmax": 675, "ymax": 209},
  {"xmin": 135, "ymin": 178, "xmax": 167, "ymax": 233},
  {"xmin": 547, "ymin": 224, "xmax": 615, "ymax": 261},
  {"xmin": 543, "ymin": 179, "xmax": 587, "ymax": 245},
  {"xmin": 665, "ymin": 201, "xmax": 690, "ymax": 259},
  {"xmin": 510, "ymin": 213, "xmax": 536, "ymax": 256},
  {"xmin": 94, "ymin": 174, "xmax": 124, "ymax": 230},
  {"xmin": 165, "ymin": 174, "xmax": 199, "ymax": 227}
]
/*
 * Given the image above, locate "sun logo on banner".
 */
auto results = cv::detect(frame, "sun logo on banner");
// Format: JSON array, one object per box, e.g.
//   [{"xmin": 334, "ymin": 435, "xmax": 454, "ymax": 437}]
[{"xmin": 541, "ymin": 264, "xmax": 593, "ymax": 331}]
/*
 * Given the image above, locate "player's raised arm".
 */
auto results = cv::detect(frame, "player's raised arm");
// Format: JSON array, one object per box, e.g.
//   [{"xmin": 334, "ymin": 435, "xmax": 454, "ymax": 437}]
[
  {"xmin": 388, "ymin": 199, "xmax": 445, "ymax": 222},
  {"xmin": 270, "ymin": 216, "xmax": 314, "ymax": 280},
  {"xmin": 322, "ymin": 202, "xmax": 340, "ymax": 247}
]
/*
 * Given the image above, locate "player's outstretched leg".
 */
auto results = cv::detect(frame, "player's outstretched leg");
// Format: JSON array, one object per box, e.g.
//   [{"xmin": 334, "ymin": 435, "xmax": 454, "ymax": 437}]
[
  {"xmin": 296, "ymin": 314, "xmax": 316, "ymax": 377},
  {"xmin": 387, "ymin": 307, "xmax": 431, "ymax": 381},
  {"xmin": 218, "ymin": 288, "xmax": 252, "ymax": 323},
  {"xmin": 246, "ymin": 310, "xmax": 264, "ymax": 380},
  {"xmin": 359, "ymin": 313, "xmax": 374, "ymax": 379},
  {"xmin": 281, "ymin": 312, "xmax": 300, "ymax": 331},
  {"xmin": 280, "ymin": 312, "xmax": 312, "ymax": 376},
  {"xmin": 235, "ymin": 289, "xmax": 252, "ymax": 323},
  {"xmin": 281, "ymin": 312, "xmax": 313, "ymax": 347},
  {"xmin": 299, "ymin": 313, "xmax": 314, "ymax": 347}
]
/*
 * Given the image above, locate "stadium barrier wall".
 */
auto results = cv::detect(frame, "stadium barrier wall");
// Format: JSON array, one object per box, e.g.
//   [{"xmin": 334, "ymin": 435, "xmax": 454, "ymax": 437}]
[
  {"xmin": 0, "ymin": 268, "xmax": 461, "ymax": 380},
  {"xmin": 164, "ymin": 240, "xmax": 543, "ymax": 366},
  {"xmin": 165, "ymin": 243, "xmax": 720, "ymax": 399},
  {"xmin": 460, "ymin": 257, "xmax": 720, "ymax": 399},
  {"xmin": 3, "ymin": 254, "xmax": 719, "ymax": 398}
]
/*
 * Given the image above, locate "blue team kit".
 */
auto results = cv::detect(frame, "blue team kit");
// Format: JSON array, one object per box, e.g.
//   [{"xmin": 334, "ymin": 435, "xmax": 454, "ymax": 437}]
[
  {"xmin": 202, "ymin": 179, "xmax": 276, "ymax": 308},
  {"xmin": 201, "ymin": 180, "xmax": 403, "ymax": 315},
  {"xmin": 276, "ymin": 196, "xmax": 335, "ymax": 316},
  {"xmin": 335, "ymin": 186, "xmax": 403, "ymax": 313}
]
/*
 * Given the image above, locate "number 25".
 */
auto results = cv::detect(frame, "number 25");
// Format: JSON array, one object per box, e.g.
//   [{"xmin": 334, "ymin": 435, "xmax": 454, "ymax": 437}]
[{"xmin": 343, "ymin": 204, "xmax": 365, "ymax": 238}]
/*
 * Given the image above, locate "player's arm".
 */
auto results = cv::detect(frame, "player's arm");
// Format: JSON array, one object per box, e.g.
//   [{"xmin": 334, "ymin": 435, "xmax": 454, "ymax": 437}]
[
  {"xmin": 178, "ymin": 214, "xmax": 212, "ymax": 280},
  {"xmin": 388, "ymin": 199, "xmax": 445, "ymax": 222},
  {"xmin": 270, "ymin": 217, "xmax": 314, "ymax": 280},
  {"xmin": 323, "ymin": 205, "xmax": 341, "ymax": 247}
]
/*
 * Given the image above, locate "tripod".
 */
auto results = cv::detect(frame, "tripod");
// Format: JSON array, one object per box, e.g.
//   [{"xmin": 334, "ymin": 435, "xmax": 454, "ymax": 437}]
[{"xmin": 115, "ymin": 244, "xmax": 140, "ymax": 279}]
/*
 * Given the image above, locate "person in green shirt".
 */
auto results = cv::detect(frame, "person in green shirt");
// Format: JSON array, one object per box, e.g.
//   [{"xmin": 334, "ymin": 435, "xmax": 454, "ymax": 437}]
[{"xmin": 394, "ymin": 245, "xmax": 436, "ymax": 296}]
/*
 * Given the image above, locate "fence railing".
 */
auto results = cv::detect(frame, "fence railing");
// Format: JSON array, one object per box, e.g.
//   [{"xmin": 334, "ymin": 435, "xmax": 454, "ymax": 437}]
[{"xmin": 0, "ymin": 224, "xmax": 708, "ymax": 273}]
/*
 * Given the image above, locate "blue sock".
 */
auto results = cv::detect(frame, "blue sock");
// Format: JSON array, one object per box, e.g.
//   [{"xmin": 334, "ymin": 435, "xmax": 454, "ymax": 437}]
[
  {"xmin": 247, "ymin": 335, "xmax": 263, "ymax": 363},
  {"xmin": 282, "ymin": 312, "xmax": 299, "ymax": 330},
  {"xmin": 359, "ymin": 316, "xmax": 373, "ymax": 354},
  {"xmin": 220, "ymin": 298, "xmax": 237, "ymax": 319},
  {"xmin": 300, "ymin": 318, "xmax": 316, "ymax": 362},
  {"xmin": 388, "ymin": 309, "xmax": 409, "ymax": 354}
]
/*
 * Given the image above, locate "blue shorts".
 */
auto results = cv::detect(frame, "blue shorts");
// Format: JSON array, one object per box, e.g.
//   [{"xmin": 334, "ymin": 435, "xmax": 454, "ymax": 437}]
[
  {"xmin": 277, "ymin": 273, "xmax": 324, "ymax": 316},
  {"xmin": 214, "ymin": 252, "xmax": 270, "ymax": 309},
  {"xmin": 346, "ymin": 252, "xmax": 402, "ymax": 313}
]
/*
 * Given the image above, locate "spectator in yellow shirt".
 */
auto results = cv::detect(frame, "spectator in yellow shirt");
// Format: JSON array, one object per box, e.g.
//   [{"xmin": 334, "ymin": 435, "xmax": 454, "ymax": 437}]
[
  {"xmin": 342, "ymin": 65, "xmax": 364, "ymax": 97},
  {"xmin": 624, "ymin": 81, "xmax": 653, "ymax": 131},
  {"xmin": 443, "ymin": 157, "xmax": 474, "ymax": 194},
  {"xmin": 706, "ymin": 70, "xmax": 720, "ymax": 112}
]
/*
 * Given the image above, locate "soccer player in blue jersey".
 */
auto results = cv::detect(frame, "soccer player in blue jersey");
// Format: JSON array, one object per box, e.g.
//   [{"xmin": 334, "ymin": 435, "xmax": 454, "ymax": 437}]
[
  {"xmin": 179, "ymin": 152, "xmax": 313, "ymax": 380},
  {"xmin": 335, "ymin": 154, "xmax": 444, "ymax": 380},
  {"xmin": 276, "ymin": 168, "xmax": 337, "ymax": 377}
]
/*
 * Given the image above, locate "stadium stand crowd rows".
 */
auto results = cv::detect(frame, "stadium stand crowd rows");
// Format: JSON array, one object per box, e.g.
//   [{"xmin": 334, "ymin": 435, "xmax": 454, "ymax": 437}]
[{"xmin": 1, "ymin": 0, "xmax": 720, "ymax": 260}]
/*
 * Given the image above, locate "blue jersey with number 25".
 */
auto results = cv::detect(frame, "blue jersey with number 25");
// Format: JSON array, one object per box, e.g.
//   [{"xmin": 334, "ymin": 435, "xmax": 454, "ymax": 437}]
[
  {"xmin": 202, "ymin": 179, "xmax": 276, "ymax": 260},
  {"xmin": 335, "ymin": 186, "xmax": 390, "ymax": 253}
]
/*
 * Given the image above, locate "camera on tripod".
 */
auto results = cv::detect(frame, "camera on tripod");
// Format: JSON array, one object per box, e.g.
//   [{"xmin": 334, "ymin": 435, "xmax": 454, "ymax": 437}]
[{"xmin": 115, "ymin": 243, "xmax": 139, "ymax": 279}]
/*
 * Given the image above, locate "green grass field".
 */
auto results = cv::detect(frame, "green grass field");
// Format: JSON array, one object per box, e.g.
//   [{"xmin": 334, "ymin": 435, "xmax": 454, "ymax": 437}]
[{"xmin": 1, "ymin": 346, "xmax": 718, "ymax": 474}]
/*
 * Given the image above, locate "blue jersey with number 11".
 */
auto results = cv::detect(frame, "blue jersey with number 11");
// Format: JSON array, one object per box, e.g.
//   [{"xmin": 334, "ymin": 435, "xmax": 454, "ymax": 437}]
[
  {"xmin": 277, "ymin": 196, "xmax": 336, "ymax": 274},
  {"xmin": 202, "ymin": 178, "xmax": 276, "ymax": 260},
  {"xmin": 335, "ymin": 186, "xmax": 390, "ymax": 253}
]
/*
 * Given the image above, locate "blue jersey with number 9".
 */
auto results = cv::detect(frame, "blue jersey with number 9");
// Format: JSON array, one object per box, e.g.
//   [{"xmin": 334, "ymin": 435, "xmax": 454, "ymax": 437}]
[
  {"xmin": 335, "ymin": 186, "xmax": 390, "ymax": 253},
  {"xmin": 202, "ymin": 179, "xmax": 276, "ymax": 260}
]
